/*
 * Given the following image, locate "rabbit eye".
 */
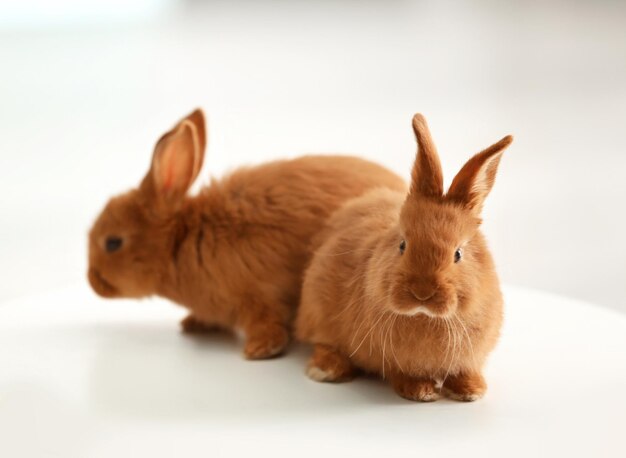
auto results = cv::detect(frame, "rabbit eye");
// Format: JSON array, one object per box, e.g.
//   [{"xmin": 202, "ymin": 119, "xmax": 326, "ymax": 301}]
[
  {"xmin": 454, "ymin": 248, "xmax": 462, "ymax": 263},
  {"xmin": 399, "ymin": 239, "xmax": 406, "ymax": 254},
  {"xmin": 105, "ymin": 236, "xmax": 123, "ymax": 253}
]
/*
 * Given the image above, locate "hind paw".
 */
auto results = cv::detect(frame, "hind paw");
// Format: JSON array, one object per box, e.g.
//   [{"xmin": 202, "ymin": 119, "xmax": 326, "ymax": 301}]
[
  {"xmin": 243, "ymin": 325, "xmax": 289, "ymax": 360},
  {"xmin": 180, "ymin": 315, "xmax": 221, "ymax": 334}
]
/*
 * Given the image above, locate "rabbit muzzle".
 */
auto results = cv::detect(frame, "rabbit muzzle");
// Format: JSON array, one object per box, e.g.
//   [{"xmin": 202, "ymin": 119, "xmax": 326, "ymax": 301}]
[
  {"xmin": 391, "ymin": 279, "xmax": 458, "ymax": 318},
  {"xmin": 88, "ymin": 267, "xmax": 119, "ymax": 298}
]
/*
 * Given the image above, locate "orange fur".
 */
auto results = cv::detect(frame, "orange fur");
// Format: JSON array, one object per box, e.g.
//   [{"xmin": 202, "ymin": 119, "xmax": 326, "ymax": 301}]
[
  {"xmin": 295, "ymin": 114, "xmax": 513, "ymax": 401},
  {"xmin": 87, "ymin": 109, "xmax": 406, "ymax": 359}
]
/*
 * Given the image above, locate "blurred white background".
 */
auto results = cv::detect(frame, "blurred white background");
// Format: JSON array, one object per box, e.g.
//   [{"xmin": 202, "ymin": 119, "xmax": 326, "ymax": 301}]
[{"xmin": 0, "ymin": 0, "xmax": 624, "ymax": 312}]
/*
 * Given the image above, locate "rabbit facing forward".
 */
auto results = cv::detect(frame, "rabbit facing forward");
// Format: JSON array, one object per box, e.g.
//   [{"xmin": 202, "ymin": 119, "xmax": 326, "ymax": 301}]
[
  {"xmin": 87, "ymin": 109, "xmax": 406, "ymax": 359},
  {"xmin": 295, "ymin": 114, "xmax": 512, "ymax": 401}
]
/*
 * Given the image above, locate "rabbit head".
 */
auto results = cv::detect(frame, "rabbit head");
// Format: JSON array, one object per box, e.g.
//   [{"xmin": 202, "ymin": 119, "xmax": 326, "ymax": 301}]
[
  {"xmin": 386, "ymin": 114, "xmax": 512, "ymax": 318},
  {"xmin": 87, "ymin": 109, "xmax": 206, "ymax": 298}
]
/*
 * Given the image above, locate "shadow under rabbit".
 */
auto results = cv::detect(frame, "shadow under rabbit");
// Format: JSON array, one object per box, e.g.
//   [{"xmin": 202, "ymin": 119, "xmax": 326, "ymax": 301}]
[{"xmin": 80, "ymin": 322, "xmax": 423, "ymax": 420}]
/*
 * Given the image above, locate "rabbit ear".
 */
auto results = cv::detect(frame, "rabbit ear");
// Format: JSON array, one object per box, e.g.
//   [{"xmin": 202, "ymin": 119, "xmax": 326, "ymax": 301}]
[
  {"xmin": 409, "ymin": 114, "xmax": 444, "ymax": 199},
  {"xmin": 446, "ymin": 135, "xmax": 513, "ymax": 214},
  {"xmin": 184, "ymin": 108, "xmax": 207, "ymax": 179},
  {"xmin": 141, "ymin": 115, "xmax": 203, "ymax": 209}
]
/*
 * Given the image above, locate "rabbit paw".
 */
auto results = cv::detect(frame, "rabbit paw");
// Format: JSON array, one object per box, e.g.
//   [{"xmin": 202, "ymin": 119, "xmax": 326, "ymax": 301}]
[
  {"xmin": 306, "ymin": 344, "xmax": 354, "ymax": 383},
  {"xmin": 442, "ymin": 372, "xmax": 486, "ymax": 402},
  {"xmin": 243, "ymin": 325, "xmax": 289, "ymax": 360},
  {"xmin": 391, "ymin": 374, "xmax": 439, "ymax": 402},
  {"xmin": 180, "ymin": 315, "xmax": 221, "ymax": 334}
]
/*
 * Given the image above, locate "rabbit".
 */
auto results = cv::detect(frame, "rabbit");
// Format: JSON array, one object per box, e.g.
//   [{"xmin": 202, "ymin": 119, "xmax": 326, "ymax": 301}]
[
  {"xmin": 87, "ymin": 109, "xmax": 406, "ymax": 360},
  {"xmin": 295, "ymin": 113, "xmax": 512, "ymax": 401}
]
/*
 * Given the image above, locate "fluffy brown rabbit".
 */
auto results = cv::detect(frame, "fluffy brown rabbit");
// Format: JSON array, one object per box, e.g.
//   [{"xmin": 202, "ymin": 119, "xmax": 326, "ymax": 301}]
[
  {"xmin": 87, "ymin": 109, "xmax": 406, "ymax": 359},
  {"xmin": 295, "ymin": 114, "xmax": 512, "ymax": 401}
]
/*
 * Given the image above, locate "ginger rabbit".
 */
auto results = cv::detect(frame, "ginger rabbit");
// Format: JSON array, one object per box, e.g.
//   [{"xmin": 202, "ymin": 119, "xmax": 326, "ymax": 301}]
[
  {"xmin": 88, "ymin": 109, "xmax": 406, "ymax": 359},
  {"xmin": 296, "ymin": 114, "xmax": 512, "ymax": 400}
]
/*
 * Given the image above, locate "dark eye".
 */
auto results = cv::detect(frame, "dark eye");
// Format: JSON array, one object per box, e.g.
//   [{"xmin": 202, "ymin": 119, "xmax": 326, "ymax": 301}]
[
  {"xmin": 454, "ymin": 248, "xmax": 462, "ymax": 263},
  {"xmin": 105, "ymin": 236, "xmax": 123, "ymax": 253},
  {"xmin": 399, "ymin": 239, "xmax": 406, "ymax": 254}
]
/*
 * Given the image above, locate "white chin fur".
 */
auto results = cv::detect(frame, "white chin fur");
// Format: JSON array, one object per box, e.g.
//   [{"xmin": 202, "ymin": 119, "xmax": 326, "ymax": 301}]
[{"xmin": 400, "ymin": 305, "xmax": 438, "ymax": 318}]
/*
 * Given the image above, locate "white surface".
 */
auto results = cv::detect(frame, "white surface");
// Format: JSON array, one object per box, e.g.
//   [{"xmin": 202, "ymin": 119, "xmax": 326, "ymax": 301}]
[
  {"xmin": 0, "ymin": 284, "xmax": 624, "ymax": 457},
  {"xmin": 0, "ymin": 0, "xmax": 625, "ymax": 313}
]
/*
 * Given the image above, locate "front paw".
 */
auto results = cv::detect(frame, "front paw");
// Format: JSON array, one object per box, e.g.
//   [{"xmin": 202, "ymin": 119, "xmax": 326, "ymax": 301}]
[
  {"xmin": 391, "ymin": 374, "xmax": 439, "ymax": 402},
  {"xmin": 243, "ymin": 325, "xmax": 289, "ymax": 360},
  {"xmin": 442, "ymin": 372, "xmax": 487, "ymax": 402},
  {"xmin": 180, "ymin": 315, "xmax": 221, "ymax": 334},
  {"xmin": 306, "ymin": 344, "xmax": 354, "ymax": 383}
]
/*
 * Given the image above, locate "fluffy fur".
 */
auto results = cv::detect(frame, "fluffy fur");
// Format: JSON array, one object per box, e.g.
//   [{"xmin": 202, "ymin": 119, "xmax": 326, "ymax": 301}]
[
  {"xmin": 295, "ymin": 114, "xmax": 513, "ymax": 401},
  {"xmin": 87, "ymin": 109, "xmax": 406, "ymax": 359}
]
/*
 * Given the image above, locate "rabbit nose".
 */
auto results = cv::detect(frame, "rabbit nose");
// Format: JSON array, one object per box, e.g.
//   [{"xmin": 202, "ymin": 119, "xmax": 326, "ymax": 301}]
[{"xmin": 410, "ymin": 288, "xmax": 436, "ymax": 302}]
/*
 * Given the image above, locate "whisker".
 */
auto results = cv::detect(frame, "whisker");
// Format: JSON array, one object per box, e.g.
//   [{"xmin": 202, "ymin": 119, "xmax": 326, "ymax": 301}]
[
  {"xmin": 350, "ymin": 309, "xmax": 387, "ymax": 358},
  {"xmin": 442, "ymin": 317, "xmax": 456, "ymax": 383},
  {"xmin": 381, "ymin": 313, "xmax": 394, "ymax": 379},
  {"xmin": 389, "ymin": 314, "xmax": 402, "ymax": 372},
  {"xmin": 455, "ymin": 315, "xmax": 477, "ymax": 369}
]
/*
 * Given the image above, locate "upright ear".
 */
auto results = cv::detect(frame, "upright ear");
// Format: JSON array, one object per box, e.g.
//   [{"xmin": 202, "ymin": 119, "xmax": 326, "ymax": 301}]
[
  {"xmin": 409, "ymin": 114, "xmax": 444, "ymax": 199},
  {"xmin": 184, "ymin": 108, "xmax": 207, "ymax": 178},
  {"xmin": 141, "ymin": 109, "xmax": 207, "ymax": 209},
  {"xmin": 446, "ymin": 135, "xmax": 513, "ymax": 214}
]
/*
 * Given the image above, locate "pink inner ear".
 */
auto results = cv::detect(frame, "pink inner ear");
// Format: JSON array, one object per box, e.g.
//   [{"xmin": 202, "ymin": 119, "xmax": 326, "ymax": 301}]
[
  {"xmin": 152, "ymin": 120, "xmax": 198, "ymax": 198},
  {"xmin": 161, "ymin": 148, "xmax": 178, "ymax": 192}
]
